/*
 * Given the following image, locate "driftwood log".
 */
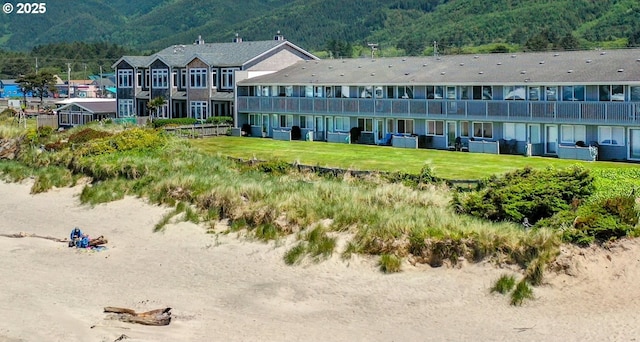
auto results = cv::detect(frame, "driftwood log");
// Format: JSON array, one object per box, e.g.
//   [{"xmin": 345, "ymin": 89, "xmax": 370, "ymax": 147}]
[
  {"xmin": 0, "ymin": 232, "xmax": 108, "ymax": 247},
  {"xmin": 0, "ymin": 232, "xmax": 68, "ymax": 243},
  {"xmin": 104, "ymin": 307, "xmax": 172, "ymax": 326}
]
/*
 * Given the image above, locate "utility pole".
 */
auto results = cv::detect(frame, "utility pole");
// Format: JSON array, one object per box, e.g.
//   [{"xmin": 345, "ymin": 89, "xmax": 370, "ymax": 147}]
[
  {"xmin": 433, "ymin": 41, "xmax": 439, "ymax": 57},
  {"xmin": 67, "ymin": 63, "xmax": 71, "ymax": 98},
  {"xmin": 35, "ymin": 58, "xmax": 38, "ymax": 74},
  {"xmin": 99, "ymin": 65, "xmax": 103, "ymax": 98}
]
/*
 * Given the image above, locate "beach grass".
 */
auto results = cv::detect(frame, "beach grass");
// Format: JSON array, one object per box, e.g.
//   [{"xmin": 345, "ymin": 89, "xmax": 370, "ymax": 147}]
[
  {"xmin": 491, "ymin": 274, "xmax": 517, "ymax": 294},
  {"xmin": 379, "ymin": 254, "xmax": 402, "ymax": 273},
  {"xmin": 511, "ymin": 280, "xmax": 535, "ymax": 306},
  {"xmin": 2, "ymin": 124, "xmax": 638, "ymax": 292}
]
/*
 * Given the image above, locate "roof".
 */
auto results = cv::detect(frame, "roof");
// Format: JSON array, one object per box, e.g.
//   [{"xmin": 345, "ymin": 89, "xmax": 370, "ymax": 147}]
[
  {"xmin": 55, "ymin": 98, "xmax": 115, "ymax": 105},
  {"xmin": 57, "ymin": 100, "xmax": 116, "ymax": 114},
  {"xmin": 238, "ymin": 48, "xmax": 640, "ymax": 86},
  {"xmin": 112, "ymin": 39, "xmax": 317, "ymax": 69}
]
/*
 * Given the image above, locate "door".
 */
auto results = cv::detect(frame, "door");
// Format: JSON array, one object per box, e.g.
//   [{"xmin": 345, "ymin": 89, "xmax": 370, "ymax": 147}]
[
  {"xmin": 374, "ymin": 119, "xmax": 384, "ymax": 143},
  {"xmin": 262, "ymin": 114, "xmax": 269, "ymax": 136},
  {"xmin": 545, "ymin": 125, "xmax": 558, "ymax": 154},
  {"xmin": 314, "ymin": 116, "xmax": 323, "ymax": 141},
  {"xmin": 447, "ymin": 121, "xmax": 457, "ymax": 148},
  {"xmin": 630, "ymin": 129, "xmax": 640, "ymax": 160}
]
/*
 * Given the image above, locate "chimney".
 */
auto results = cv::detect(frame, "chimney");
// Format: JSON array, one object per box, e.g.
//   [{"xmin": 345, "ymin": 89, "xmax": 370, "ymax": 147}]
[
  {"xmin": 274, "ymin": 30, "xmax": 285, "ymax": 41},
  {"xmin": 233, "ymin": 33, "xmax": 243, "ymax": 43},
  {"xmin": 194, "ymin": 35, "xmax": 205, "ymax": 45}
]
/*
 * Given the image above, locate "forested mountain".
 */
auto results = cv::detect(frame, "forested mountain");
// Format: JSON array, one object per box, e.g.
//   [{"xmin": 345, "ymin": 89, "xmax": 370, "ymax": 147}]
[{"xmin": 1, "ymin": 0, "xmax": 640, "ymax": 77}]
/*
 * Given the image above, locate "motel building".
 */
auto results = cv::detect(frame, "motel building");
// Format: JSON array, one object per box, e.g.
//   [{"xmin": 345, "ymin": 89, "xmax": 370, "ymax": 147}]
[{"xmin": 235, "ymin": 48, "xmax": 640, "ymax": 162}]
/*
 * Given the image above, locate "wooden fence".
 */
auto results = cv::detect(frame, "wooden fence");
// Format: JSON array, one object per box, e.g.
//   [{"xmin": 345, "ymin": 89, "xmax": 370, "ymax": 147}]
[
  {"xmin": 36, "ymin": 115, "xmax": 58, "ymax": 129},
  {"xmin": 163, "ymin": 124, "xmax": 231, "ymax": 138}
]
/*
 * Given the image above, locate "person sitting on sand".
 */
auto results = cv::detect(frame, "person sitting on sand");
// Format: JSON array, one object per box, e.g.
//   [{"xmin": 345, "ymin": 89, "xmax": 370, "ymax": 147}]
[{"xmin": 69, "ymin": 227, "xmax": 83, "ymax": 247}]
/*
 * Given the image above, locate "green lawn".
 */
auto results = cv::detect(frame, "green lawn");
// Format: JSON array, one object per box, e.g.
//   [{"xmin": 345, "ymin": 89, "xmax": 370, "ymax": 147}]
[{"xmin": 191, "ymin": 136, "xmax": 639, "ymax": 180}]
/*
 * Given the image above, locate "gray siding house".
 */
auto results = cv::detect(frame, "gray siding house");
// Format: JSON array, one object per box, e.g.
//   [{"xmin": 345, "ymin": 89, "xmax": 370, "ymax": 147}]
[
  {"xmin": 112, "ymin": 34, "xmax": 318, "ymax": 122},
  {"xmin": 236, "ymin": 49, "xmax": 640, "ymax": 162}
]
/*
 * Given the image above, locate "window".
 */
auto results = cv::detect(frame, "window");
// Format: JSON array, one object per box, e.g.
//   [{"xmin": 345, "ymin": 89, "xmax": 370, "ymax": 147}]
[
  {"xmin": 117, "ymin": 70, "xmax": 133, "ymax": 88},
  {"xmin": 300, "ymin": 115, "xmax": 313, "ymax": 129},
  {"xmin": 190, "ymin": 101, "xmax": 207, "ymax": 120},
  {"xmin": 446, "ymin": 86, "xmax": 456, "ymax": 99},
  {"xmin": 221, "ymin": 68, "xmax": 237, "ymax": 89},
  {"xmin": 189, "ymin": 68, "xmax": 207, "ymax": 88},
  {"xmin": 279, "ymin": 114, "xmax": 293, "ymax": 128},
  {"xmin": 561, "ymin": 125, "xmax": 586, "ymax": 144},
  {"xmin": 172, "ymin": 70, "xmax": 177, "ymax": 88},
  {"xmin": 631, "ymin": 86, "xmax": 640, "ymax": 101},
  {"xmin": 136, "ymin": 71, "xmax": 142, "ymax": 88},
  {"xmin": 599, "ymin": 85, "xmax": 625, "ymax": 101},
  {"xmin": 151, "ymin": 69, "xmax": 168, "ymax": 88},
  {"xmin": 504, "ymin": 86, "xmax": 525, "ymax": 100},
  {"xmin": 156, "ymin": 104, "xmax": 169, "ymax": 119},
  {"xmin": 314, "ymin": 86, "xmax": 324, "ymax": 98},
  {"xmin": 562, "ymin": 85, "xmax": 585, "ymax": 101},
  {"xmin": 211, "ymin": 70, "xmax": 218, "ymax": 89},
  {"xmin": 335, "ymin": 117, "xmax": 350, "ymax": 131},
  {"xmin": 473, "ymin": 122, "xmax": 493, "ymax": 139},
  {"xmin": 503, "ymin": 123, "xmax": 526, "ymax": 141},
  {"xmin": 180, "ymin": 69, "xmax": 186, "ymax": 89},
  {"xmin": 118, "ymin": 99, "xmax": 134, "ymax": 117},
  {"xmin": 357, "ymin": 118, "xmax": 373, "ymax": 132},
  {"xmin": 398, "ymin": 86, "xmax": 414, "ymax": 99},
  {"xmin": 285, "ymin": 86, "xmax": 293, "ymax": 97},
  {"xmin": 305, "ymin": 85, "xmax": 313, "ymax": 97},
  {"xmin": 546, "ymin": 86, "xmax": 558, "ymax": 101},
  {"xmin": 426, "ymin": 120, "xmax": 444, "ymax": 136},
  {"xmin": 598, "ymin": 126, "xmax": 624, "ymax": 145},
  {"xmin": 528, "ymin": 87, "xmax": 541, "ymax": 101},
  {"xmin": 460, "ymin": 121, "xmax": 470, "ymax": 137},
  {"xmin": 144, "ymin": 69, "xmax": 149, "ymax": 88},
  {"xmin": 249, "ymin": 114, "xmax": 262, "ymax": 126},
  {"xmin": 359, "ymin": 86, "xmax": 372, "ymax": 98},
  {"xmin": 427, "ymin": 86, "xmax": 444, "ymax": 99},
  {"xmin": 482, "ymin": 86, "xmax": 493, "ymax": 100},
  {"xmin": 397, "ymin": 119, "xmax": 414, "ymax": 134}
]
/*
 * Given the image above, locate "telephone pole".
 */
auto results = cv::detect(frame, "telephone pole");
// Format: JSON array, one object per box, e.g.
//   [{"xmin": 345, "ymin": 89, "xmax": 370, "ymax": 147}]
[{"xmin": 67, "ymin": 63, "xmax": 71, "ymax": 98}]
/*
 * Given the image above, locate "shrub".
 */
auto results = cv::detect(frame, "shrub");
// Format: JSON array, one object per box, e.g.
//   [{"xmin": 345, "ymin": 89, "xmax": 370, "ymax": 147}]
[
  {"xmin": 0, "ymin": 108, "xmax": 17, "ymax": 119},
  {"xmin": 560, "ymin": 194, "xmax": 640, "ymax": 246},
  {"xmin": 454, "ymin": 166, "xmax": 594, "ymax": 224},
  {"xmin": 491, "ymin": 274, "xmax": 516, "ymax": 294},
  {"xmin": 256, "ymin": 160, "xmax": 292, "ymax": 175},
  {"xmin": 68, "ymin": 128, "xmax": 112, "ymax": 145},
  {"xmin": 153, "ymin": 118, "xmax": 198, "ymax": 128},
  {"xmin": 384, "ymin": 164, "xmax": 439, "ymax": 188},
  {"xmin": 205, "ymin": 116, "xmax": 233, "ymax": 125}
]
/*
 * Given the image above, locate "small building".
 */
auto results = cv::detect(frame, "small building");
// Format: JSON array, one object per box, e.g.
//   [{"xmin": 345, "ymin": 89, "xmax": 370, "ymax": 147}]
[{"xmin": 56, "ymin": 99, "xmax": 116, "ymax": 127}]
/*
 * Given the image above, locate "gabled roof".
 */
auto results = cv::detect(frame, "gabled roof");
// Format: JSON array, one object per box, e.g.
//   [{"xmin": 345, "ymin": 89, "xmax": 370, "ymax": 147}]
[
  {"xmin": 238, "ymin": 48, "xmax": 640, "ymax": 86},
  {"xmin": 56, "ymin": 100, "xmax": 116, "ymax": 114},
  {"xmin": 113, "ymin": 39, "xmax": 318, "ymax": 69}
]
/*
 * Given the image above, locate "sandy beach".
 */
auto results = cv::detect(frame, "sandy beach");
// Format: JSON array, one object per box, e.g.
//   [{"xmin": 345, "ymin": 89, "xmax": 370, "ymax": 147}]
[{"xmin": 1, "ymin": 180, "xmax": 640, "ymax": 342}]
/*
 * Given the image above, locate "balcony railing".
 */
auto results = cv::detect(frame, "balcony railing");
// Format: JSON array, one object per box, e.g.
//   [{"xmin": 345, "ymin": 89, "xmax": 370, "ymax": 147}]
[{"xmin": 237, "ymin": 96, "xmax": 640, "ymax": 125}]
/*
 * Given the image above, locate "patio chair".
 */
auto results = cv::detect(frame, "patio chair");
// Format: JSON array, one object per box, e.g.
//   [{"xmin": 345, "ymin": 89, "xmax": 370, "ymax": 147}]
[{"xmin": 378, "ymin": 133, "xmax": 392, "ymax": 146}]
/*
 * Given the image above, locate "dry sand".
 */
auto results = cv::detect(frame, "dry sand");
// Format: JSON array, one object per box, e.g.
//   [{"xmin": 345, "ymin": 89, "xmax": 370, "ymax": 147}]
[{"xmin": 1, "ymin": 181, "xmax": 640, "ymax": 342}]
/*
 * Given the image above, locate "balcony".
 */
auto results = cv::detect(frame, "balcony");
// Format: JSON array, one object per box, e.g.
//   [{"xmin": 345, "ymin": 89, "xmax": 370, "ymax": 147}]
[{"xmin": 236, "ymin": 96, "xmax": 640, "ymax": 125}]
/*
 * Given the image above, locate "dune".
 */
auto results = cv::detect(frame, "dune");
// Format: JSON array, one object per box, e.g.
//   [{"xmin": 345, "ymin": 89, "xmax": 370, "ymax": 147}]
[{"xmin": 1, "ymin": 180, "xmax": 639, "ymax": 342}]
